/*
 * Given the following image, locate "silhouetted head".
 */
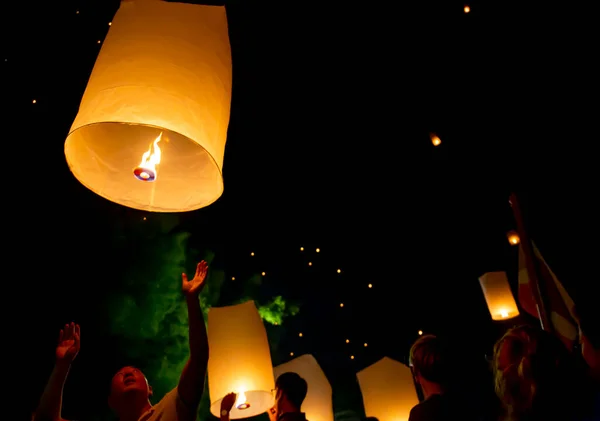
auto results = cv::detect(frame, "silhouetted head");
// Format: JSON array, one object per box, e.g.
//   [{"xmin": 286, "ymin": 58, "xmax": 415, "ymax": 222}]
[
  {"xmin": 274, "ymin": 372, "xmax": 308, "ymax": 412},
  {"xmin": 409, "ymin": 334, "xmax": 451, "ymax": 389},
  {"xmin": 108, "ymin": 366, "xmax": 153, "ymax": 411},
  {"xmin": 492, "ymin": 325, "xmax": 574, "ymax": 420}
]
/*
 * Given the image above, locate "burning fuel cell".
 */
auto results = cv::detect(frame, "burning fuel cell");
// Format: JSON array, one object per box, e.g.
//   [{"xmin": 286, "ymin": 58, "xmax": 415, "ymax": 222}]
[
  {"xmin": 133, "ymin": 133, "xmax": 163, "ymax": 182},
  {"xmin": 63, "ymin": 0, "xmax": 232, "ymax": 212}
]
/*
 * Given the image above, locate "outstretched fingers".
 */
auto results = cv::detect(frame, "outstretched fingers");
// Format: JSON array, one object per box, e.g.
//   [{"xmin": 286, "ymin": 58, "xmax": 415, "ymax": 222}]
[
  {"xmin": 74, "ymin": 324, "xmax": 81, "ymax": 344},
  {"xmin": 196, "ymin": 260, "xmax": 208, "ymax": 277},
  {"xmin": 59, "ymin": 323, "xmax": 79, "ymax": 343}
]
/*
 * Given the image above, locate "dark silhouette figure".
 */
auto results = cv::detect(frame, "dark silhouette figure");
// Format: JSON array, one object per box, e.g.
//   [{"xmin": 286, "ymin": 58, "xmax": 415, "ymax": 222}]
[
  {"xmin": 492, "ymin": 325, "xmax": 579, "ymax": 421},
  {"xmin": 408, "ymin": 334, "xmax": 478, "ymax": 421},
  {"xmin": 269, "ymin": 372, "xmax": 309, "ymax": 421}
]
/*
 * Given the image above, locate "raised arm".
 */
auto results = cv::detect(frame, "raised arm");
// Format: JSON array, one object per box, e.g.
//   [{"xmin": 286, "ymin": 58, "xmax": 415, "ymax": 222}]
[
  {"xmin": 179, "ymin": 261, "xmax": 210, "ymax": 413},
  {"xmin": 35, "ymin": 323, "xmax": 80, "ymax": 421}
]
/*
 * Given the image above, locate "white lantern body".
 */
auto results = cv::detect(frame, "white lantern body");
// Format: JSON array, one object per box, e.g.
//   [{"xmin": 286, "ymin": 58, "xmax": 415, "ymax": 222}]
[
  {"xmin": 357, "ymin": 357, "xmax": 418, "ymax": 421},
  {"xmin": 208, "ymin": 301, "xmax": 275, "ymax": 419},
  {"xmin": 274, "ymin": 354, "xmax": 333, "ymax": 421},
  {"xmin": 479, "ymin": 271, "xmax": 520, "ymax": 321},
  {"xmin": 64, "ymin": 0, "xmax": 232, "ymax": 212}
]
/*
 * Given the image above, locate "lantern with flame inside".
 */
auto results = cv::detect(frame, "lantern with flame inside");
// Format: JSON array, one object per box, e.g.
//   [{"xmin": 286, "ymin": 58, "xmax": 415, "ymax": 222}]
[
  {"xmin": 64, "ymin": 0, "xmax": 232, "ymax": 212},
  {"xmin": 430, "ymin": 133, "xmax": 441, "ymax": 146},
  {"xmin": 208, "ymin": 301, "xmax": 275, "ymax": 419},
  {"xmin": 357, "ymin": 357, "xmax": 418, "ymax": 421},
  {"xmin": 479, "ymin": 271, "xmax": 520, "ymax": 321},
  {"xmin": 507, "ymin": 230, "xmax": 520, "ymax": 246},
  {"xmin": 274, "ymin": 355, "xmax": 333, "ymax": 421}
]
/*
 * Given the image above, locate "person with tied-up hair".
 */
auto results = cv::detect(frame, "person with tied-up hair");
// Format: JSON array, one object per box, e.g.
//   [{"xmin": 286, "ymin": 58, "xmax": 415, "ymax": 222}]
[{"xmin": 492, "ymin": 324, "xmax": 580, "ymax": 421}]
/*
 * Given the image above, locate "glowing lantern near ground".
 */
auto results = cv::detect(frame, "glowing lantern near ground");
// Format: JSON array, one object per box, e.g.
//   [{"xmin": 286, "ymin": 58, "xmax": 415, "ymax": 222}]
[
  {"xmin": 479, "ymin": 271, "xmax": 520, "ymax": 321},
  {"xmin": 208, "ymin": 301, "xmax": 274, "ymax": 419},
  {"xmin": 64, "ymin": 0, "xmax": 232, "ymax": 212},
  {"xmin": 507, "ymin": 230, "xmax": 520, "ymax": 246},
  {"xmin": 357, "ymin": 357, "xmax": 418, "ymax": 421},
  {"xmin": 274, "ymin": 354, "xmax": 333, "ymax": 421}
]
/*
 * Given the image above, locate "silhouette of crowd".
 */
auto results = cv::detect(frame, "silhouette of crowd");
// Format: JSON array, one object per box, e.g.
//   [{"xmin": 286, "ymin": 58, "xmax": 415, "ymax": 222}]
[
  {"xmin": 32, "ymin": 260, "xmax": 599, "ymax": 421},
  {"xmin": 407, "ymin": 301, "xmax": 599, "ymax": 421}
]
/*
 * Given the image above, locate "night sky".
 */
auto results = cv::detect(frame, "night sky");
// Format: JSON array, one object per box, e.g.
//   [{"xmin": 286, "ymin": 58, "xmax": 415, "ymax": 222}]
[{"xmin": 4, "ymin": 0, "xmax": 596, "ymax": 420}]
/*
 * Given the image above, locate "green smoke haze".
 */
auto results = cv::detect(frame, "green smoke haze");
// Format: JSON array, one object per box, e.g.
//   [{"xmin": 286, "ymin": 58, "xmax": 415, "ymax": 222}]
[{"xmin": 104, "ymin": 215, "xmax": 300, "ymax": 420}]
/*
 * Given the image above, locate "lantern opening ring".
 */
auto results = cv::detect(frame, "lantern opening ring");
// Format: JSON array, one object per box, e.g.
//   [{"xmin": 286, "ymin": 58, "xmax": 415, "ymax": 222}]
[{"xmin": 133, "ymin": 166, "xmax": 156, "ymax": 182}]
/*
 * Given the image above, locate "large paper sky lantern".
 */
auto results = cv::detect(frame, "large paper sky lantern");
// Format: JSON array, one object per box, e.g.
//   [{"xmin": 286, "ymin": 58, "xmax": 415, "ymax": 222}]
[
  {"xmin": 357, "ymin": 357, "xmax": 418, "ymax": 421},
  {"xmin": 274, "ymin": 354, "xmax": 333, "ymax": 421},
  {"xmin": 478, "ymin": 271, "xmax": 520, "ymax": 321},
  {"xmin": 207, "ymin": 301, "xmax": 275, "ymax": 419},
  {"xmin": 64, "ymin": 0, "xmax": 232, "ymax": 212}
]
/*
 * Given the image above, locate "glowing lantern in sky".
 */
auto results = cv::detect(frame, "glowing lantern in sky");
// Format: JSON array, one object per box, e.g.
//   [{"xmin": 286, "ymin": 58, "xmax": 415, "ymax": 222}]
[
  {"xmin": 64, "ymin": 0, "xmax": 232, "ymax": 212},
  {"xmin": 208, "ymin": 301, "xmax": 275, "ymax": 419},
  {"xmin": 507, "ymin": 230, "xmax": 520, "ymax": 246},
  {"xmin": 430, "ymin": 133, "xmax": 441, "ymax": 146},
  {"xmin": 357, "ymin": 357, "xmax": 418, "ymax": 421},
  {"xmin": 479, "ymin": 271, "xmax": 520, "ymax": 321},
  {"xmin": 274, "ymin": 354, "xmax": 333, "ymax": 421}
]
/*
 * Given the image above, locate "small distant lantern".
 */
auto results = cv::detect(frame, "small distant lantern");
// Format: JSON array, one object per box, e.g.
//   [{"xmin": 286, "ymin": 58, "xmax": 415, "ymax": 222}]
[
  {"xmin": 208, "ymin": 301, "xmax": 275, "ymax": 419},
  {"xmin": 64, "ymin": 0, "xmax": 232, "ymax": 212},
  {"xmin": 507, "ymin": 230, "xmax": 520, "ymax": 246},
  {"xmin": 357, "ymin": 357, "xmax": 418, "ymax": 421},
  {"xmin": 430, "ymin": 133, "xmax": 442, "ymax": 146},
  {"xmin": 274, "ymin": 355, "xmax": 333, "ymax": 421},
  {"xmin": 479, "ymin": 271, "xmax": 520, "ymax": 321}
]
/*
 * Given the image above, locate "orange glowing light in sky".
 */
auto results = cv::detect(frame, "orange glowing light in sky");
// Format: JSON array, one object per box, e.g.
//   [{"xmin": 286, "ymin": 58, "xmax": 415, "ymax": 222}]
[
  {"xmin": 430, "ymin": 134, "xmax": 441, "ymax": 146},
  {"xmin": 507, "ymin": 231, "xmax": 520, "ymax": 245}
]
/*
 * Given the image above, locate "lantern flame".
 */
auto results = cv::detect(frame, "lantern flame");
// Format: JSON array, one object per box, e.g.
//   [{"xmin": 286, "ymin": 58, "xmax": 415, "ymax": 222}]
[
  {"xmin": 499, "ymin": 309, "xmax": 509, "ymax": 318},
  {"xmin": 133, "ymin": 133, "xmax": 163, "ymax": 182},
  {"xmin": 235, "ymin": 391, "xmax": 250, "ymax": 410}
]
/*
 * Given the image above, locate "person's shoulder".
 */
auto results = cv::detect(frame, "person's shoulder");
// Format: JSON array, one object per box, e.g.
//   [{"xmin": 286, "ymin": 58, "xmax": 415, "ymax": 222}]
[
  {"xmin": 408, "ymin": 402, "xmax": 428, "ymax": 421},
  {"xmin": 147, "ymin": 388, "xmax": 195, "ymax": 421}
]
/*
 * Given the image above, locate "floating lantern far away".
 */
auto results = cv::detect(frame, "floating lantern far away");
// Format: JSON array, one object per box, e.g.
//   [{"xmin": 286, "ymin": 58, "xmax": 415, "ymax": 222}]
[
  {"xmin": 478, "ymin": 271, "xmax": 520, "ymax": 321},
  {"xmin": 274, "ymin": 354, "xmax": 333, "ymax": 421},
  {"xmin": 357, "ymin": 357, "xmax": 418, "ymax": 421},
  {"xmin": 64, "ymin": 0, "xmax": 232, "ymax": 212},
  {"xmin": 208, "ymin": 301, "xmax": 275, "ymax": 419},
  {"xmin": 430, "ymin": 133, "xmax": 441, "ymax": 146},
  {"xmin": 507, "ymin": 230, "xmax": 520, "ymax": 246}
]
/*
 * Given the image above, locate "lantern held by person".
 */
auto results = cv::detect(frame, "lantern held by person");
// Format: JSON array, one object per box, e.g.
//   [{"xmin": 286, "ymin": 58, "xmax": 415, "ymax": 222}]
[
  {"xmin": 64, "ymin": 0, "xmax": 232, "ymax": 212},
  {"xmin": 274, "ymin": 354, "xmax": 333, "ymax": 421},
  {"xmin": 208, "ymin": 301, "xmax": 275, "ymax": 419},
  {"xmin": 479, "ymin": 271, "xmax": 520, "ymax": 321},
  {"xmin": 357, "ymin": 357, "xmax": 418, "ymax": 421}
]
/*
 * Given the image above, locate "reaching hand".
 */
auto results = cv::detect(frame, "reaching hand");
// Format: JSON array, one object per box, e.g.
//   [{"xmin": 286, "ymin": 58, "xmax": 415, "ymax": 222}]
[
  {"xmin": 182, "ymin": 260, "xmax": 208, "ymax": 297},
  {"xmin": 56, "ymin": 322, "xmax": 80, "ymax": 364},
  {"xmin": 221, "ymin": 392, "xmax": 237, "ymax": 413}
]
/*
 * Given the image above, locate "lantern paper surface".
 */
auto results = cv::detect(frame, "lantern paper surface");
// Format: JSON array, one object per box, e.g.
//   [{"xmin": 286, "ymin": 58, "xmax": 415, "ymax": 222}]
[
  {"xmin": 208, "ymin": 301, "xmax": 275, "ymax": 419},
  {"xmin": 274, "ymin": 354, "xmax": 333, "ymax": 421},
  {"xmin": 479, "ymin": 271, "xmax": 520, "ymax": 321},
  {"xmin": 357, "ymin": 357, "xmax": 418, "ymax": 421},
  {"xmin": 64, "ymin": 0, "xmax": 232, "ymax": 212}
]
